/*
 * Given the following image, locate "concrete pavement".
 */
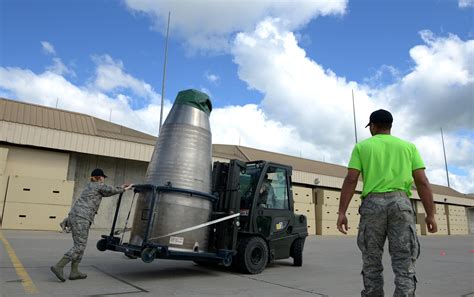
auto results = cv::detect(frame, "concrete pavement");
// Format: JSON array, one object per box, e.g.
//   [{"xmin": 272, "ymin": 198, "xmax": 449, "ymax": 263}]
[{"xmin": 0, "ymin": 230, "xmax": 473, "ymax": 297}]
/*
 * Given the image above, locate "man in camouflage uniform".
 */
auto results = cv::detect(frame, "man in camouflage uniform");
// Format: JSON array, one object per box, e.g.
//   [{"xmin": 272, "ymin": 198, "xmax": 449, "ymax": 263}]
[
  {"xmin": 51, "ymin": 168, "xmax": 132, "ymax": 282},
  {"xmin": 337, "ymin": 110, "xmax": 438, "ymax": 297}
]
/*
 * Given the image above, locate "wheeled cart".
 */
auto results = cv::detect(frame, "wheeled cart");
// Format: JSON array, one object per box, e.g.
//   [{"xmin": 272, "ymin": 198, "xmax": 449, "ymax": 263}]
[{"xmin": 97, "ymin": 184, "xmax": 235, "ymax": 266}]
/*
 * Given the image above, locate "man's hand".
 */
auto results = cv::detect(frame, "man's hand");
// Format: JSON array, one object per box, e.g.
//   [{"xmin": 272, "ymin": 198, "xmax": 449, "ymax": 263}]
[
  {"xmin": 337, "ymin": 213, "xmax": 349, "ymax": 234},
  {"xmin": 425, "ymin": 215, "xmax": 438, "ymax": 233}
]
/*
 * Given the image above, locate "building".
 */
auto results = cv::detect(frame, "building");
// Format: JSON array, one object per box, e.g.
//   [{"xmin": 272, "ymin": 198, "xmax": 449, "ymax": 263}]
[{"xmin": 1, "ymin": 98, "xmax": 473, "ymax": 235}]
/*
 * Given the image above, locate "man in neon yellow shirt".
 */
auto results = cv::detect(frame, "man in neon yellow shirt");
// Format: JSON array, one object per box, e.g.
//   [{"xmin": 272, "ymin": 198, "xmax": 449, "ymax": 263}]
[{"xmin": 337, "ymin": 109, "xmax": 437, "ymax": 297}]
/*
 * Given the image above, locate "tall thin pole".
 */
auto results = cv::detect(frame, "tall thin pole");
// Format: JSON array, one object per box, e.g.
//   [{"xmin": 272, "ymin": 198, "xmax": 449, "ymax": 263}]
[
  {"xmin": 352, "ymin": 89, "xmax": 358, "ymax": 144},
  {"xmin": 159, "ymin": 11, "xmax": 171, "ymax": 134},
  {"xmin": 109, "ymin": 108, "xmax": 112, "ymax": 122},
  {"xmin": 440, "ymin": 127, "xmax": 450, "ymax": 187},
  {"xmin": 55, "ymin": 98, "xmax": 59, "ymax": 108}
]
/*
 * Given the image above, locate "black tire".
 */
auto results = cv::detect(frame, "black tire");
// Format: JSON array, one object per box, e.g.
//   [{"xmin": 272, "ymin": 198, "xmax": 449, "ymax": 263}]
[
  {"xmin": 235, "ymin": 237, "xmax": 268, "ymax": 274},
  {"xmin": 222, "ymin": 254, "xmax": 233, "ymax": 267},
  {"xmin": 96, "ymin": 239, "xmax": 107, "ymax": 252},
  {"xmin": 291, "ymin": 238, "xmax": 304, "ymax": 267},
  {"xmin": 141, "ymin": 247, "xmax": 156, "ymax": 263}
]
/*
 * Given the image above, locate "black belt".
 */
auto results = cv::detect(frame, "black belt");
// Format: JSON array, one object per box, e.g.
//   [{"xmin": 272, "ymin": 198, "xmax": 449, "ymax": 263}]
[{"xmin": 366, "ymin": 191, "xmax": 407, "ymax": 198}]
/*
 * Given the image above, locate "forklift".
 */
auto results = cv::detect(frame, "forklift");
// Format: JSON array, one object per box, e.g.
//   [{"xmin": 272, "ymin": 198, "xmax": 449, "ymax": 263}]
[{"xmin": 97, "ymin": 159, "xmax": 308, "ymax": 274}]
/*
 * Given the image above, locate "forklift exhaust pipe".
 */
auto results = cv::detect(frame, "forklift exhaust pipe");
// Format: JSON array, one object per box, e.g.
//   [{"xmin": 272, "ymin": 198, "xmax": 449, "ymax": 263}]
[{"xmin": 129, "ymin": 89, "xmax": 214, "ymax": 252}]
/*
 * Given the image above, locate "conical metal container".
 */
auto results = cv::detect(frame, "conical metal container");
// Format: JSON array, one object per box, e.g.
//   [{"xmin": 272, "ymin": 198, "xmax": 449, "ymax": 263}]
[{"xmin": 129, "ymin": 89, "xmax": 213, "ymax": 252}]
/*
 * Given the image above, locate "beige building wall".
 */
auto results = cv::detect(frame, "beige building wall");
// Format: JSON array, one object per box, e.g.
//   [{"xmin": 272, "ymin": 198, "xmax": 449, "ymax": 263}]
[
  {"xmin": 0, "ymin": 145, "xmax": 71, "ymax": 229},
  {"xmin": 0, "ymin": 147, "xmax": 8, "ymax": 174},
  {"xmin": 0, "ymin": 175, "xmax": 7, "ymax": 222},
  {"xmin": 0, "ymin": 148, "xmax": 8, "ymax": 222},
  {"xmin": 1, "ymin": 144, "xmax": 69, "ymax": 179},
  {"xmin": 2, "ymin": 202, "xmax": 70, "ymax": 231},
  {"xmin": 0, "ymin": 121, "xmax": 154, "ymax": 162}
]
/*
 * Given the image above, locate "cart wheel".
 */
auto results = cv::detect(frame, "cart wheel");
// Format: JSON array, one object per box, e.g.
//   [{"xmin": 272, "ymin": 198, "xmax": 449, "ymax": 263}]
[
  {"xmin": 222, "ymin": 254, "xmax": 233, "ymax": 267},
  {"xmin": 141, "ymin": 248, "xmax": 156, "ymax": 263},
  {"xmin": 96, "ymin": 239, "xmax": 107, "ymax": 252},
  {"xmin": 235, "ymin": 236, "xmax": 268, "ymax": 274},
  {"xmin": 291, "ymin": 238, "xmax": 304, "ymax": 267}
]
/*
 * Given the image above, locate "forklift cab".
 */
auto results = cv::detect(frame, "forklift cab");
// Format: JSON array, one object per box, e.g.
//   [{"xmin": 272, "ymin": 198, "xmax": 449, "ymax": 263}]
[{"xmin": 238, "ymin": 161, "xmax": 306, "ymax": 261}]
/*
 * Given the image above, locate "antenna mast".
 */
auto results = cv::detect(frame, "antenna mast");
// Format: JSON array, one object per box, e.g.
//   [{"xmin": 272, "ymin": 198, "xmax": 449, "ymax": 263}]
[
  {"xmin": 159, "ymin": 11, "xmax": 171, "ymax": 134},
  {"xmin": 352, "ymin": 89, "xmax": 358, "ymax": 144},
  {"xmin": 440, "ymin": 127, "xmax": 450, "ymax": 188}
]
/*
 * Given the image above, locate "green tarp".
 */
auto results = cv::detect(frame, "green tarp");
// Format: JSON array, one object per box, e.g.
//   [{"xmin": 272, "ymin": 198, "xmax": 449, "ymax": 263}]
[{"xmin": 175, "ymin": 89, "xmax": 212, "ymax": 115}]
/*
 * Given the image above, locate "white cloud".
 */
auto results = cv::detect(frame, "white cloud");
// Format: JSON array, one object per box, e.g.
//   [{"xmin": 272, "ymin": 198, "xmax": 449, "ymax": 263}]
[
  {"xmin": 413, "ymin": 134, "xmax": 474, "ymax": 193},
  {"xmin": 89, "ymin": 55, "xmax": 161, "ymax": 103},
  {"xmin": 0, "ymin": 63, "xmax": 170, "ymax": 137},
  {"xmin": 232, "ymin": 18, "xmax": 376, "ymax": 164},
  {"xmin": 230, "ymin": 19, "xmax": 473, "ymax": 193},
  {"xmin": 205, "ymin": 73, "xmax": 220, "ymax": 83},
  {"xmin": 46, "ymin": 57, "xmax": 76, "ymax": 77},
  {"xmin": 41, "ymin": 41, "xmax": 56, "ymax": 55},
  {"xmin": 91, "ymin": 55, "xmax": 160, "ymax": 103},
  {"xmin": 459, "ymin": 0, "xmax": 474, "ymax": 8},
  {"xmin": 124, "ymin": 0, "xmax": 347, "ymax": 51},
  {"xmin": 374, "ymin": 31, "xmax": 473, "ymax": 137},
  {"xmin": 40, "ymin": 41, "xmax": 75, "ymax": 77},
  {"xmin": 364, "ymin": 65, "xmax": 401, "ymax": 87},
  {"xmin": 211, "ymin": 104, "xmax": 323, "ymax": 160}
]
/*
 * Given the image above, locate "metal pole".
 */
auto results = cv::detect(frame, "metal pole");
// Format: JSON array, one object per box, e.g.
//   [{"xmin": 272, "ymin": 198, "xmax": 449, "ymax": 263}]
[
  {"xmin": 440, "ymin": 127, "xmax": 450, "ymax": 188},
  {"xmin": 352, "ymin": 89, "xmax": 358, "ymax": 144},
  {"xmin": 159, "ymin": 11, "xmax": 171, "ymax": 134},
  {"xmin": 110, "ymin": 192, "xmax": 124, "ymax": 237}
]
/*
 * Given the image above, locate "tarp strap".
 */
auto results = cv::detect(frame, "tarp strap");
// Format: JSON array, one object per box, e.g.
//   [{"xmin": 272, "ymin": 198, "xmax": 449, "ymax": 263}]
[{"xmin": 148, "ymin": 213, "xmax": 240, "ymax": 241}]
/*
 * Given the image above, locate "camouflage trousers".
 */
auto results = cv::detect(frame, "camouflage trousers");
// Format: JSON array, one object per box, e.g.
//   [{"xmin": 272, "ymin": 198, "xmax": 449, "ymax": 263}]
[
  {"xmin": 64, "ymin": 215, "xmax": 91, "ymax": 261},
  {"xmin": 357, "ymin": 192, "xmax": 420, "ymax": 297}
]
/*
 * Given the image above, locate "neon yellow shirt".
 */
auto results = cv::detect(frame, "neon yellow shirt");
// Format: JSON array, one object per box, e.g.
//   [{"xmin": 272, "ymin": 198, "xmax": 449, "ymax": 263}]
[{"xmin": 348, "ymin": 134, "xmax": 425, "ymax": 198}]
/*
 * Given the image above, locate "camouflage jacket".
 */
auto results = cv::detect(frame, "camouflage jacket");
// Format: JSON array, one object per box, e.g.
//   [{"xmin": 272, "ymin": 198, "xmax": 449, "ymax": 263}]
[{"xmin": 69, "ymin": 182, "xmax": 124, "ymax": 222}]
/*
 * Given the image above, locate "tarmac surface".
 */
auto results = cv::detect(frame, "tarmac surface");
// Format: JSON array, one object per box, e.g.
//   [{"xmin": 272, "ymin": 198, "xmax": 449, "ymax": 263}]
[{"xmin": 0, "ymin": 230, "xmax": 473, "ymax": 297}]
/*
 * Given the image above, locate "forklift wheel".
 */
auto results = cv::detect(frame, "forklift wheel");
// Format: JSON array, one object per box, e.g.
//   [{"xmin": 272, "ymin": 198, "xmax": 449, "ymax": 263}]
[
  {"xmin": 235, "ymin": 237, "xmax": 268, "ymax": 274},
  {"xmin": 96, "ymin": 239, "xmax": 107, "ymax": 252},
  {"xmin": 141, "ymin": 248, "xmax": 156, "ymax": 263},
  {"xmin": 291, "ymin": 238, "xmax": 304, "ymax": 267}
]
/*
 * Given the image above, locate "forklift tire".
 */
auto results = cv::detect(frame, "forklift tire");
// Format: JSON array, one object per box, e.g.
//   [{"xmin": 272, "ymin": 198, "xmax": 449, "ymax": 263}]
[
  {"xmin": 141, "ymin": 248, "xmax": 156, "ymax": 263},
  {"xmin": 96, "ymin": 239, "xmax": 107, "ymax": 252},
  {"xmin": 235, "ymin": 236, "xmax": 268, "ymax": 274},
  {"xmin": 291, "ymin": 238, "xmax": 304, "ymax": 267}
]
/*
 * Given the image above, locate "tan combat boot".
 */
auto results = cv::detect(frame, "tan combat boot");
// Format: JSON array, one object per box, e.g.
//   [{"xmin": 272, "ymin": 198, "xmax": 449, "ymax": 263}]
[
  {"xmin": 69, "ymin": 260, "xmax": 87, "ymax": 280},
  {"xmin": 50, "ymin": 256, "xmax": 71, "ymax": 282}
]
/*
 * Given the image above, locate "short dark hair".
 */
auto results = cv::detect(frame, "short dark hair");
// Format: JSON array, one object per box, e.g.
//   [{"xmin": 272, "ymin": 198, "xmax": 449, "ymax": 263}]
[{"xmin": 373, "ymin": 122, "xmax": 392, "ymax": 130}]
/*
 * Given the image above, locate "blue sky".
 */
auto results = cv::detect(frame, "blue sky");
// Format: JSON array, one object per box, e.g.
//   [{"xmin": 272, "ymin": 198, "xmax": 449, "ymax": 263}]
[{"xmin": 0, "ymin": 0, "xmax": 473, "ymax": 193}]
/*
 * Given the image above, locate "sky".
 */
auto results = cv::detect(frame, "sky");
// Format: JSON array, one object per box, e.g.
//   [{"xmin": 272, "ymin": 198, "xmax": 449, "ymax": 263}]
[{"xmin": 0, "ymin": 0, "xmax": 473, "ymax": 194}]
